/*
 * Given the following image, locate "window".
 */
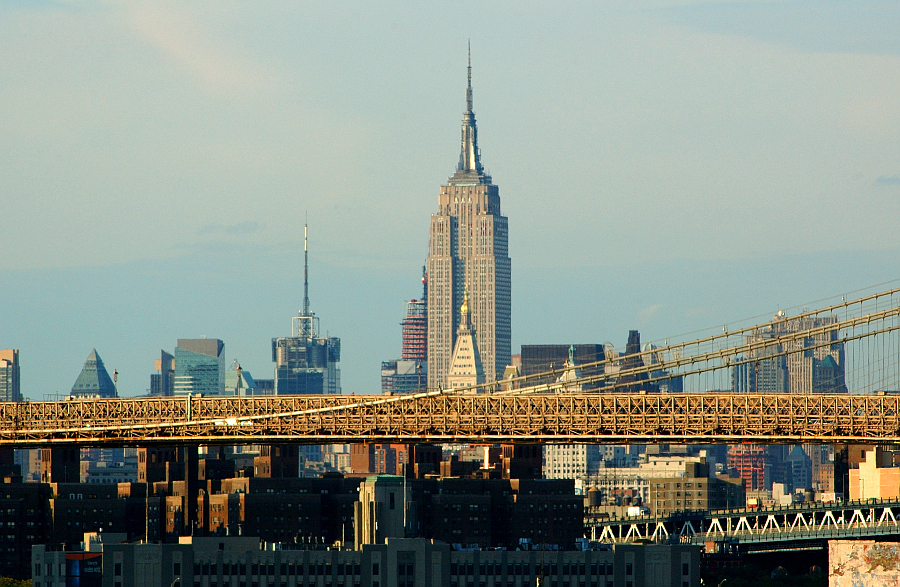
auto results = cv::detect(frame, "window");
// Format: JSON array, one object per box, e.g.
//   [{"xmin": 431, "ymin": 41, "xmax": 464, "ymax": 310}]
[
  {"xmin": 115, "ymin": 563, "xmax": 122, "ymax": 575},
  {"xmin": 626, "ymin": 564, "xmax": 633, "ymax": 575},
  {"xmin": 682, "ymin": 563, "xmax": 689, "ymax": 575},
  {"xmin": 372, "ymin": 564, "xmax": 379, "ymax": 576},
  {"xmin": 174, "ymin": 562, "xmax": 181, "ymax": 575}
]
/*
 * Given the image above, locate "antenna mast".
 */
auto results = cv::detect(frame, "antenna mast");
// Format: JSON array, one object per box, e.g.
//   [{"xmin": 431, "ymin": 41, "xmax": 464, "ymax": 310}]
[
  {"xmin": 466, "ymin": 38, "xmax": 473, "ymax": 112},
  {"xmin": 292, "ymin": 215, "xmax": 319, "ymax": 339},
  {"xmin": 303, "ymin": 222, "xmax": 310, "ymax": 317}
]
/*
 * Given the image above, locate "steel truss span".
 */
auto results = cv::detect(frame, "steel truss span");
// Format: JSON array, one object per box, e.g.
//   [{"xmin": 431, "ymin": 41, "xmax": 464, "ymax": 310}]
[
  {"xmin": 3, "ymin": 392, "xmax": 900, "ymax": 447},
  {"xmin": 587, "ymin": 499, "xmax": 900, "ymax": 546}
]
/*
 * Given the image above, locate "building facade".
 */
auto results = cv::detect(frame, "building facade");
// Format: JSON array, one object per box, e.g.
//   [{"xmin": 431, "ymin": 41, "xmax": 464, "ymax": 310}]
[
  {"xmin": 427, "ymin": 49, "xmax": 511, "ymax": 389},
  {"xmin": 32, "ymin": 536, "xmax": 701, "ymax": 587},
  {"xmin": 0, "ymin": 349, "xmax": 20, "ymax": 402},
  {"xmin": 649, "ymin": 463, "xmax": 745, "ymax": 517},
  {"xmin": 544, "ymin": 445, "xmax": 603, "ymax": 480},
  {"xmin": 174, "ymin": 339, "xmax": 225, "ymax": 396}
]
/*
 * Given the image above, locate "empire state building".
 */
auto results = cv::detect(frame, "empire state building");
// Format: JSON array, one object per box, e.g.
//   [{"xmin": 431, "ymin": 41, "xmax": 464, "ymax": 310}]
[{"xmin": 427, "ymin": 48, "xmax": 511, "ymax": 390}]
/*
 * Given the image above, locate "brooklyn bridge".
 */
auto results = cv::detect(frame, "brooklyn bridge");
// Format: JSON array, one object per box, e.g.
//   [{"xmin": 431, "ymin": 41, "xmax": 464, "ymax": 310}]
[{"xmin": 3, "ymin": 288, "xmax": 900, "ymax": 448}]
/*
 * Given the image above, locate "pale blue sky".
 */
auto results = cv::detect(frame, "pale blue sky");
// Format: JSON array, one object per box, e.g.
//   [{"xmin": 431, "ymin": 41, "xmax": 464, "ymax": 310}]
[{"xmin": 1, "ymin": 1, "xmax": 899, "ymax": 397}]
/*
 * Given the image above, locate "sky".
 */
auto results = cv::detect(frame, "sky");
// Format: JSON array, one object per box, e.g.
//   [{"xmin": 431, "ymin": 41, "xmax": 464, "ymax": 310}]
[{"xmin": 1, "ymin": 0, "xmax": 899, "ymax": 398}]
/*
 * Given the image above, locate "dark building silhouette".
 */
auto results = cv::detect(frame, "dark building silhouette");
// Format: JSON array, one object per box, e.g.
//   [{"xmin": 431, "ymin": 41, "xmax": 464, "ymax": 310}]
[
  {"xmin": 617, "ymin": 330, "xmax": 657, "ymax": 392},
  {"xmin": 254, "ymin": 445, "xmax": 300, "ymax": 478},
  {"xmin": 501, "ymin": 445, "xmax": 543, "ymax": 479},
  {"xmin": 520, "ymin": 344, "xmax": 606, "ymax": 389},
  {"xmin": 138, "ymin": 445, "xmax": 200, "ymax": 537},
  {"xmin": 349, "ymin": 444, "xmax": 442, "ymax": 479},
  {"xmin": 0, "ymin": 482, "xmax": 51, "ymax": 579},
  {"xmin": 356, "ymin": 476, "xmax": 583, "ymax": 550},
  {"xmin": 40, "ymin": 448, "xmax": 80, "ymax": 483}
]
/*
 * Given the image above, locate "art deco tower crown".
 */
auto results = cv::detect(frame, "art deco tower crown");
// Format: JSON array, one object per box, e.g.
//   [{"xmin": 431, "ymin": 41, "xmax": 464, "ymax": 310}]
[{"xmin": 426, "ymin": 45, "xmax": 511, "ymax": 390}]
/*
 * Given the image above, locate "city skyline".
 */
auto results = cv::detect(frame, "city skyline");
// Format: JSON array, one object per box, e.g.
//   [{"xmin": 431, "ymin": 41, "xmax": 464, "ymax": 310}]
[{"xmin": 1, "ymin": 2, "xmax": 899, "ymax": 397}]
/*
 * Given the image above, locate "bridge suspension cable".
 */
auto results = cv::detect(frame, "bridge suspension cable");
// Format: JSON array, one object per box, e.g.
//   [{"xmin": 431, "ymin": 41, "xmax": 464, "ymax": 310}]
[{"xmin": 1, "ymin": 286, "xmax": 899, "ymax": 446}]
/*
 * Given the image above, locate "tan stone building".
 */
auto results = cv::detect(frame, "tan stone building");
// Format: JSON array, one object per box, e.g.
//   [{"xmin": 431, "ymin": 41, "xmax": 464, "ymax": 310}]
[
  {"xmin": 445, "ymin": 293, "xmax": 485, "ymax": 390},
  {"xmin": 649, "ymin": 463, "xmax": 745, "ymax": 517},
  {"xmin": 849, "ymin": 447, "xmax": 900, "ymax": 500},
  {"xmin": 427, "ymin": 49, "xmax": 511, "ymax": 389}
]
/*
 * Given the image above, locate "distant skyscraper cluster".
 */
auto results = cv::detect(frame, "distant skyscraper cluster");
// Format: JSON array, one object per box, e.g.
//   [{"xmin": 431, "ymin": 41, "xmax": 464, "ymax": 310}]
[
  {"xmin": 732, "ymin": 312, "xmax": 846, "ymax": 394},
  {"xmin": 143, "ymin": 223, "xmax": 340, "ymax": 397}
]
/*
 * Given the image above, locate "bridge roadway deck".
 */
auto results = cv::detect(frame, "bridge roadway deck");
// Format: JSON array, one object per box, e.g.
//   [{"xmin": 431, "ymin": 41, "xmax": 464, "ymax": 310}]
[{"xmin": 2, "ymin": 392, "xmax": 900, "ymax": 447}]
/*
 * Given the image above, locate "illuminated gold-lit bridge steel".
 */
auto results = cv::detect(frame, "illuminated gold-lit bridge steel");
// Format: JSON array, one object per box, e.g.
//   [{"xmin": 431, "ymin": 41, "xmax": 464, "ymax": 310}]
[
  {"xmin": 2, "ymin": 391, "xmax": 900, "ymax": 447},
  {"xmin": 5, "ymin": 285, "xmax": 900, "ymax": 447}
]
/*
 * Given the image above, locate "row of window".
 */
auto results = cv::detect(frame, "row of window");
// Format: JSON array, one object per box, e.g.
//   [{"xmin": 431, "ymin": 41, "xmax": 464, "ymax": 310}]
[
  {"xmin": 194, "ymin": 563, "xmax": 362, "ymax": 577},
  {"xmin": 451, "ymin": 563, "xmax": 618, "ymax": 577},
  {"xmin": 451, "ymin": 581, "xmax": 612, "ymax": 587}
]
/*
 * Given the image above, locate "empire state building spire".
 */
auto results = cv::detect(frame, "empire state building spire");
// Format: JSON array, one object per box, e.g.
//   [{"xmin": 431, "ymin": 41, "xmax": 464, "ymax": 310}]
[
  {"xmin": 456, "ymin": 40, "xmax": 484, "ymax": 177},
  {"xmin": 428, "ymin": 44, "xmax": 509, "ymax": 391}
]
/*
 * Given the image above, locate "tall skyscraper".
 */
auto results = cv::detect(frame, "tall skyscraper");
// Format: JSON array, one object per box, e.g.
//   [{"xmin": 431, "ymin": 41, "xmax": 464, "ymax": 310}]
[
  {"xmin": 70, "ymin": 349, "xmax": 117, "ymax": 398},
  {"xmin": 273, "ymin": 224, "xmax": 341, "ymax": 394},
  {"xmin": 426, "ymin": 47, "xmax": 511, "ymax": 389},
  {"xmin": 174, "ymin": 339, "xmax": 225, "ymax": 396},
  {"xmin": 0, "ymin": 350, "xmax": 20, "ymax": 402}
]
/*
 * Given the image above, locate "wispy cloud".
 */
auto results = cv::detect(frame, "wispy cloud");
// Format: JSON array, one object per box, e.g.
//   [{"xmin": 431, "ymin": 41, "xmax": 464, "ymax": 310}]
[
  {"xmin": 125, "ymin": 3, "xmax": 273, "ymax": 95},
  {"xmin": 198, "ymin": 221, "xmax": 260, "ymax": 236},
  {"xmin": 663, "ymin": 0, "xmax": 900, "ymax": 57},
  {"xmin": 876, "ymin": 176, "xmax": 900, "ymax": 186},
  {"xmin": 638, "ymin": 304, "xmax": 663, "ymax": 322}
]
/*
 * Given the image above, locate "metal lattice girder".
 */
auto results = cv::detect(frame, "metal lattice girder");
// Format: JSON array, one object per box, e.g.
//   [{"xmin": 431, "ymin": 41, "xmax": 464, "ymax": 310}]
[
  {"xmin": 2, "ymin": 392, "xmax": 900, "ymax": 447},
  {"xmin": 585, "ymin": 499, "xmax": 900, "ymax": 545}
]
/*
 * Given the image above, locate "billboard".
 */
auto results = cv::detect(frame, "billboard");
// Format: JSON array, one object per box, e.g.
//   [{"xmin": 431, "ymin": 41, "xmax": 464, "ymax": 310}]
[{"xmin": 65, "ymin": 552, "xmax": 103, "ymax": 587}]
